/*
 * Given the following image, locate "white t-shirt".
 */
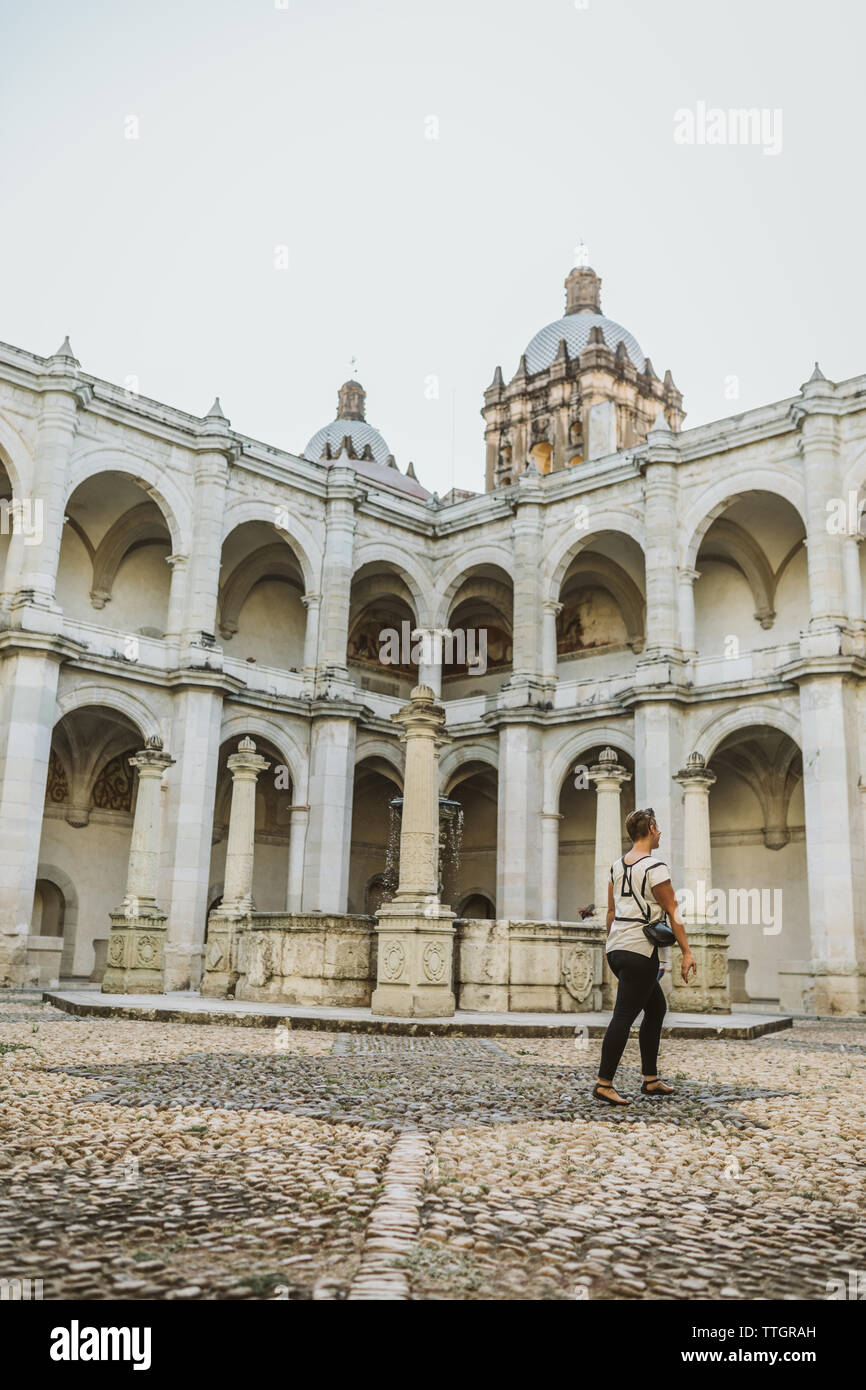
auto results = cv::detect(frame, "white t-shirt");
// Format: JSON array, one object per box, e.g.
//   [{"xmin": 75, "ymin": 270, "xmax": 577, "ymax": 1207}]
[{"xmin": 606, "ymin": 854, "xmax": 672, "ymax": 958}]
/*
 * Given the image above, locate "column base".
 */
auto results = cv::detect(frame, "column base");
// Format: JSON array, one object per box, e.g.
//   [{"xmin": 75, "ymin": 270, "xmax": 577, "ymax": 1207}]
[
  {"xmin": 779, "ymin": 960, "xmax": 866, "ymax": 1016},
  {"xmin": 668, "ymin": 924, "xmax": 730, "ymax": 1014},
  {"xmin": 199, "ymin": 913, "xmax": 248, "ymax": 998},
  {"xmin": 0, "ymin": 927, "xmax": 29, "ymax": 987},
  {"xmin": 101, "ymin": 913, "xmax": 167, "ymax": 994},
  {"xmin": 164, "ymin": 945, "xmax": 206, "ymax": 992},
  {"xmin": 372, "ymin": 901, "xmax": 456, "ymax": 1018}
]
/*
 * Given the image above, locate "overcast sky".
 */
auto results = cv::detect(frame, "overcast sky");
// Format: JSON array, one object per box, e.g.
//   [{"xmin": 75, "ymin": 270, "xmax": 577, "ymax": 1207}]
[{"xmin": 1, "ymin": 0, "xmax": 862, "ymax": 495}]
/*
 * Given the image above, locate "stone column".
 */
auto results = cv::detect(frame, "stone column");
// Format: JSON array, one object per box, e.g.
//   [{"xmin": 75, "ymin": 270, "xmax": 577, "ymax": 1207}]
[
  {"xmin": 799, "ymin": 401, "xmax": 846, "ymax": 637},
  {"xmin": 0, "ymin": 640, "xmax": 72, "ymax": 985},
  {"xmin": 541, "ymin": 599, "xmax": 562, "ymax": 684},
  {"xmin": 302, "ymin": 710, "xmax": 356, "ymax": 912},
  {"xmin": 162, "ymin": 686, "xmax": 223, "ymax": 990},
  {"xmin": 678, "ymin": 567, "xmax": 699, "ymax": 654},
  {"xmin": 540, "ymin": 811, "xmax": 563, "ymax": 920},
  {"xmin": 221, "ymin": 737, "xmax": 270, "ymax": 915},
  {"xmin": 510, "ymin": 469, "xmax": 544, "ymax": 687},
  {"xmin": 318, "ymin": 466, "xmax": 357, "ymax": 682},
  {"xmin": 416, "ymin": 629, "xmax": 446, "ymax": 698},
  {"xmin": 102, "ymin": 737, "xmax": 176, "ymax": 995},
  {"xmin": 199, "ymin": 737, "xmax": 270, "ymax": 1000},
  {"xmin": 642, "ymin": 452, "xmax": 681, "ymax": 656},
  {"xmin": 12, "ymin": 345, "xmax": 89, "ymax": 615},
  {"xmin": 372, "ymin": 685, "xmax": 456, "ymax": 1017},
  {"xmin": 588, "ymin": 749, "xmax": 631, "ymax": 918},
  {"xmin": 287, "ymin": 806, "xmax": 309, "ymax": 912},
  {"xmin": 843, "ymin": 536, "xmax": 864, "ymax": 635},
  {"xmin": 671, "ymin": 752, "xmax": 729, "ymax": 1013},
  {"xmin": 795, "ymin": 672, "xmax": 866, "ymax": 1013},
  {"xmin": 496, "ymin": 715, "xmax": 544, "ymax": 919},
  {"xmin": 183, "ymin": 443, "xmax": 229, "ymax": 649},
  {"xmin": 587, "ymin": 748, "xmax": 631, "ymax": 1008},
  {"xmin": 163, "ymin": 553, "xmax": 189, "ymax": 642},
  {"xmin": 301, "ymin": 592, "xmax": 322, "ymax": 692}
]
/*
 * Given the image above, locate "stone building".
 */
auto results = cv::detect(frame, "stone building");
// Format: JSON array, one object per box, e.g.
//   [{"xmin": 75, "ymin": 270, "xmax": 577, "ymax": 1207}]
[{"xmin": 1, "ymin": 262, "xmax": 865, "ymax": 1014}]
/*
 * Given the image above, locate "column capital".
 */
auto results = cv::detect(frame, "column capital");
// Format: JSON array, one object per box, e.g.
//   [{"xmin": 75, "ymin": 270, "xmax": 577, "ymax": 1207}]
[
  {"xmin": 542, "ymin": 598, "xmax": 563, "ymax": 615},
  {"xmin": 166, "ymin": 553, "xmax": 189, "ymax": 570},
  {"xmin": 587, "ymin": 746, "xmax": 632, "ymax": 790},
  {"xmin": 301, "ymin": 591, "xmax": 322, "ymax": 609},
  {"xmin": 227, "ymin": 736, "xmax": 270, "ymax": 778},
  {"xmin": 129, "ymin": 737, "xmax": 175, "ymax": 777},
  {"xmin": 673, "ymin": 750, "xmax": 716, "ymax": 791},
  {"xmin": 678, "ymin": 566, "xmax": 701, "ymax": 585}
]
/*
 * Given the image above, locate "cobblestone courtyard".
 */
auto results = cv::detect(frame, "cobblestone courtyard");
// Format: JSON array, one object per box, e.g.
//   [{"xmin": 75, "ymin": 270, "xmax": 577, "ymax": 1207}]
[{"xmin": 2, "ymin": 993, "xmax": 864, "ymax": 1301}]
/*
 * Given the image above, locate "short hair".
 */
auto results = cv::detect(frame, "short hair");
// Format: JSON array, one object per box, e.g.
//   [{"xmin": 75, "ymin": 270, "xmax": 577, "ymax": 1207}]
[{"xmin": 625, "ymin": 807, "xmax": 656, "ymax": 842}]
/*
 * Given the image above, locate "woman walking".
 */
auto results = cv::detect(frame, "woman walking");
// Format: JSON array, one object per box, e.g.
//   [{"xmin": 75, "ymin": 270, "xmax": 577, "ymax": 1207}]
[{"xmin": 593, "ymin": 807, "xmax": 697, "ymax": 1106}]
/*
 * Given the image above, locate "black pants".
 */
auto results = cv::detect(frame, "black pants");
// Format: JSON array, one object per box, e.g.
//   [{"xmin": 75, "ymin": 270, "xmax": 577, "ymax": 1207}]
[{"xmin": 598, "ymin": 947, "xmax": 666, "ymax": 1082}]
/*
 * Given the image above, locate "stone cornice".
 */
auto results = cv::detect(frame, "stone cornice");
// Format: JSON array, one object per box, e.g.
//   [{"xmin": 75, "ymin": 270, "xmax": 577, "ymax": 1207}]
[
  {"xmin": 0, "ymin": 629, "xmax": 85, "ymax": 663},
  {"xmin": 778, "ymin": 654, "xmax": 866, "ymax": 683}
]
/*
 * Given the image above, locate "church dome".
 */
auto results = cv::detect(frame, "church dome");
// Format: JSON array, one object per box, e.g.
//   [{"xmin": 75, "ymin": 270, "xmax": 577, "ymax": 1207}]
[
  {"xmin": 304, "ymin": 380, "xmax": 392, "ymax": 467},
  {"xmin": 302, "ymin": 379, "xmax": 430, "ymax": 500},
  {"xmin": 521, "ymin": 265, "xmax": 645, "ymax": 375}
]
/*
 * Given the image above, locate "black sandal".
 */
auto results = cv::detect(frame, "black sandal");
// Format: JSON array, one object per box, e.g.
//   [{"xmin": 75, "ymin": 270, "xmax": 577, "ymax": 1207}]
[
  {"xmin": 641, "ymin": 1077, "xmax": 675, "ymax": 1096},
  {"xmin": 592, "ymin": 1083, "xmax": 629, "ymax": 1106}
]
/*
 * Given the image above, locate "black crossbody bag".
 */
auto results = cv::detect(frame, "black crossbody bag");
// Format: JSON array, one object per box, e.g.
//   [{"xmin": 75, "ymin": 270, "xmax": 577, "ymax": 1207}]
[{"xmin": 615, "ymin": 855, "xmax": 677, "ymax": 948}]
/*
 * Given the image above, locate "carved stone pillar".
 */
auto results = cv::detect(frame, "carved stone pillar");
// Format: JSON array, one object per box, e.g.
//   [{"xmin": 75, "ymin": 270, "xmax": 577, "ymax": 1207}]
[
  {"xmin": 200, "ymin": 737, "xmax": 270, "ymax": 999},
  {"xmin": 541, "ymin": 599, "xmax": 562, "ymax": 684},
  {"xmin": 540, "ymin": 811, "xmax": 562, "ymax": 920},
  {"xmin": 671, "ymin": 751, "xmax": 729, "ymax": 1012},
  {"xmin": 588, "ymin": 748, "xmax": 632, "ymax": 920},
  {"xmin": 372, "ymin": 685, "xmax": 456, "ymax": 1017},
  {"xmin": 588, "ymin": 748, "xmax": 631, "ymax": 1008},
  {"xmin": 287, "ymin": 806, "xmax": 309, "ymax": 912},
  {"xmin": 301, "ymin": 592, "xmax": 322, "ymax": 692},
  {"xmin": 222, "ymin": 737, "xmax": 271, "ymax": 915},
  {"xmin": 102, "ymin": 737, "xmax": 175, "ymax": 994}
]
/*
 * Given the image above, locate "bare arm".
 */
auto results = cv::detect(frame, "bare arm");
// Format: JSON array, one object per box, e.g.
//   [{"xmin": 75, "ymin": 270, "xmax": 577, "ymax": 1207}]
[
  {"xmin": 652, "ymin": 880, "xmax": 697, "ymax": 982},
  {"xmin": 606, "ymin": 880, "xmax": 615, "ymax": 935}
]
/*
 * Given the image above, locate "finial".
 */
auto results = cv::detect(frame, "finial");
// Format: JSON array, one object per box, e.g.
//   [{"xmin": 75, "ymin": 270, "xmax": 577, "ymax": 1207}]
[
  {"xmin": 238, "ymin": 736, "xmax": 256, "ymax": 753},
  {"xmin": 144, "ymin": 734, "xmax": 164, "ymax": 751},
  {"xmin": 205, "ymin": 397, "xmax": 228, "ymax": 420},
  {"xmin": 565, "ymin": 263, "xmax": 602, "ymax": 316},
  {"xmin": 648, "ymin": 409, "xmax": 670, "ymax": 434},
  {"xmin": 53, "ymin": 336, "xmax": 78, "ymax": 362}
]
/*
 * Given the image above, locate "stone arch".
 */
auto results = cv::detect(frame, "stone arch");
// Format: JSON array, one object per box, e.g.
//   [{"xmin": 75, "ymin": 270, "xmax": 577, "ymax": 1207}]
[
  {"xmin": 220, "ymin": 499, "xmax": 320, "ymax": 594},
  {"xmin": 697, "ymin": 518, "xmax": 777, "ymax": 627},
  {"xmin": 455, "ymin": 888, "xmax": 496, "ymax": 918},
  {"xmin": 350, "ymin": 544, "xmax": 434, "ymax": 628},
  {"xmin": 557, "ymin": 552, "xmax": 646, "ymax": 649},
  {"xmin": 439, "ymin": 742, "xmax": 498, "ymax": 794},
  {"xmin": 218, "ymin": 541, "xmax": 305, "ymax": 640},
  {"xmin": 54, "ymin": 686, "xmax": 159, "ymax": 744},
  {"xmin": 0, "ymin": 418, "xmax": 34, "ymax": 499},
  {"xmin": 545, "ymin": 514, "xmax": 646, "ymax": 600},
  {"xmin": 34, "ymin": 862, "xmax": 80, "ymax": 975},
  {"xmin": 434, "ymin": 548, "xmax": 515, "ymax": 627},
  {"xmin": 354, "ymin": 737, "xmax": 404, "ymax": 786},
  {"xmin": 89, "ymin": 502, "xmax": 172, "ymax": 610},
  {"xmin": 691, "ymin": 702, "xmax": 801, "ymax": 763},
  {"xmin": 218, "ymin": 712, "xmax": 307, "ymax": 799},
  {"xmin": 66, "ymin": 447, "xmax": 189, "ymax": 556},
  {"xmin": 681, "ymin": 472, "xmax": 807, "ymax": 572},
  {"xmin": 544, "ymin": 725, "xmax": 635, "ymax": 811}
]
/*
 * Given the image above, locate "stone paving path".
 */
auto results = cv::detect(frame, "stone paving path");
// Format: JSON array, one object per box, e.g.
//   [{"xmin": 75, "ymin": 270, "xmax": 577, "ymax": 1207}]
[{"xmin": 1, "ymin": 991, "xmax": 864, "ymax": 1300}]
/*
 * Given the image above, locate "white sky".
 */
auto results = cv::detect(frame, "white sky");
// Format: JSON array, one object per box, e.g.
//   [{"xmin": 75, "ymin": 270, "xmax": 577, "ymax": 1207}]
[{"xmin": 1, "ymin": 0, "xmax": 862, "ymax": 495}]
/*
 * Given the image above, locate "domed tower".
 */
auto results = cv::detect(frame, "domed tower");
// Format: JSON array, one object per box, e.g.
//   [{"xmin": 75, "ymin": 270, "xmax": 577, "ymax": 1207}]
[
  {"xmin": 303, "ymin": 380, "xmax": 429, "ymax": 498},
  {"xmin": 481, "ymin": 264, "xmax": 684, "ymax": 490}
]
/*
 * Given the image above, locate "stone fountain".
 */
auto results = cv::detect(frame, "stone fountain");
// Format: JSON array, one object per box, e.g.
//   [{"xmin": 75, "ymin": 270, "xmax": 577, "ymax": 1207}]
[{"xmin": 371, "ymin": 685, "xmax": 457, "ymax": 1017}]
